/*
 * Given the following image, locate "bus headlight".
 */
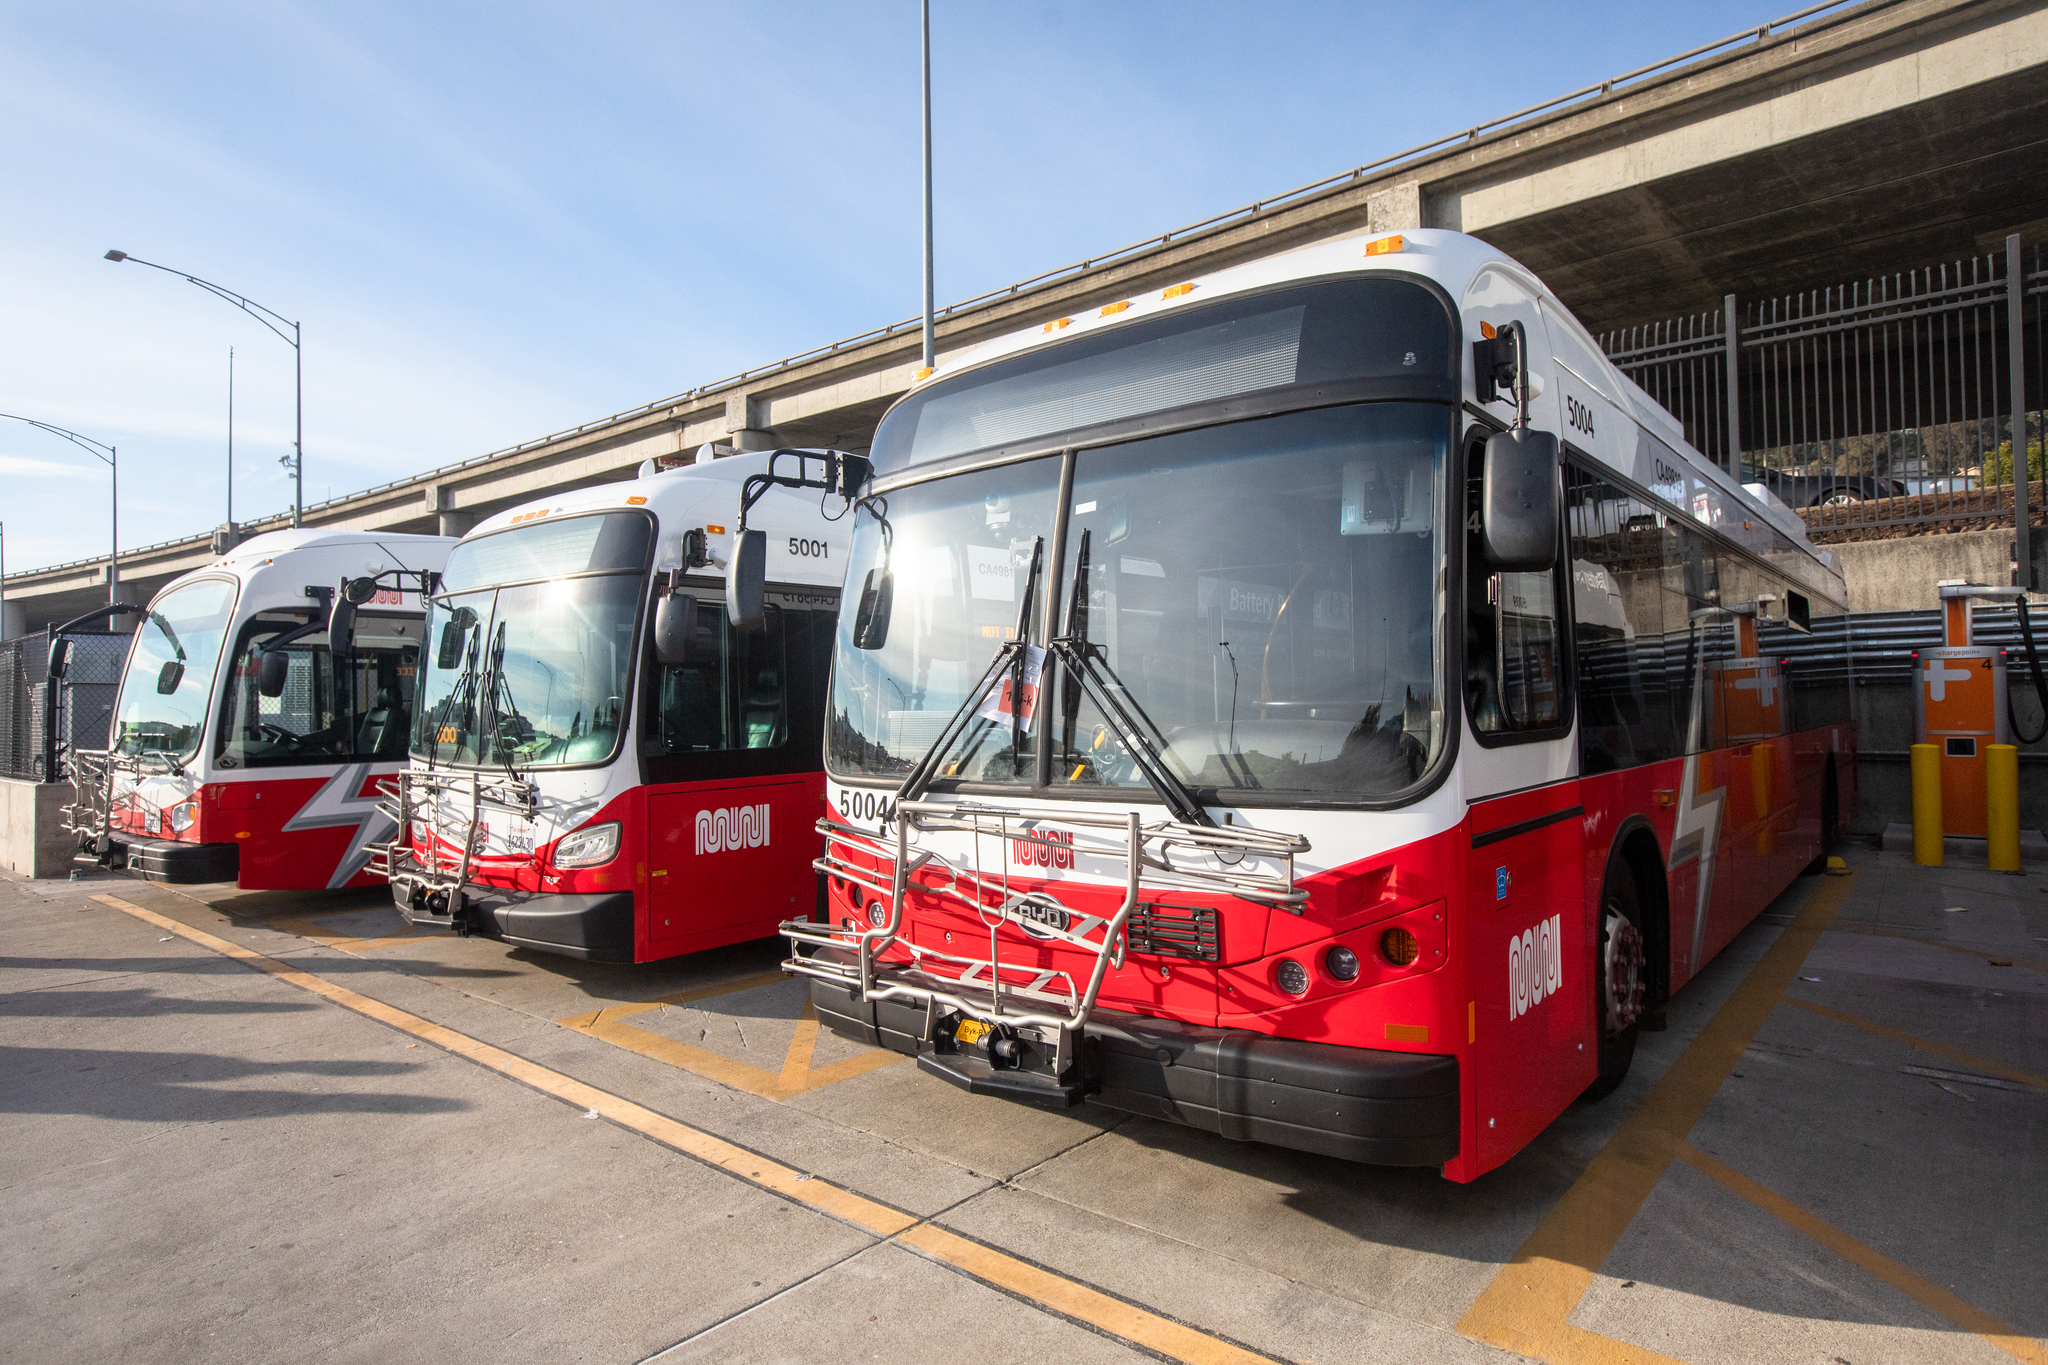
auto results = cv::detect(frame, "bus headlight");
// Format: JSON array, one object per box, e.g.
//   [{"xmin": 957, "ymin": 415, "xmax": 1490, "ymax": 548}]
[
  {"xmin": 167, "ymin": 800, "xmax": 199, "ymax": 834},
  {"xmin": 1275, "ymin": 958, "xmax": 1309, "ymax": 997},
  {"xmin": 552, "ymin": 821, "xmax": 621, "ymax": 868}
]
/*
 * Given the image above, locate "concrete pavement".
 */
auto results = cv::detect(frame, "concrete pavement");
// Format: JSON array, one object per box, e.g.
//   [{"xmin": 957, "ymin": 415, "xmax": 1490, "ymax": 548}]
[{"xmin": 3, "ymin": 845, "xmax": 2041, "ymax": 1364}]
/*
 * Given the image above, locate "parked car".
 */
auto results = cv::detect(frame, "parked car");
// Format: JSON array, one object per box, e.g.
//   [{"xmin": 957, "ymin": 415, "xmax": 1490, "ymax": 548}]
[{"xmin": 1739, "ymin": 463, "xmax": 1909, "ymax": 506}]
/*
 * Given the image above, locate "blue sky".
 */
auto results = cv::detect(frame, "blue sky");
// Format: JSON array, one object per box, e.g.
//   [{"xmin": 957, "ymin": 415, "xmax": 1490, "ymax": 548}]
[{"xmin": 3, "ymin": 0, "xmax": 1813, "ymax": 573}]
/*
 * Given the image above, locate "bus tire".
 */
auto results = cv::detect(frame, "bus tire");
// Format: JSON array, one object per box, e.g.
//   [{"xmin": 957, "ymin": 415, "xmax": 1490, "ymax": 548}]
[
  {"xmin": 1802, "ymin": 761, "xmax": 1840, "ymax": 875},
  {"xmin": 1584, "ymin": 864, "xmax": 1647, "ymax": 1101}
]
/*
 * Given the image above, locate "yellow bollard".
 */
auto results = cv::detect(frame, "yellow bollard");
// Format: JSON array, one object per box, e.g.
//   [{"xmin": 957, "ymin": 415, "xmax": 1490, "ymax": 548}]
[
  {"xmin": 1911, "ymin": 742, "xmax": 1944, "ymax": 866},
  {"xmin": 1986, "ymin": 744, "xmax": 2020, "ymax": 872}
]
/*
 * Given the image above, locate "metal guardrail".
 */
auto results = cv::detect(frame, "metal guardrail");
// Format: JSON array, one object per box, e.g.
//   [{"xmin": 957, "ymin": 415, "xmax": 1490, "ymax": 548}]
[{"xmin": 4, "ymin": 0, "xmax": 1890, "ymax": 585}]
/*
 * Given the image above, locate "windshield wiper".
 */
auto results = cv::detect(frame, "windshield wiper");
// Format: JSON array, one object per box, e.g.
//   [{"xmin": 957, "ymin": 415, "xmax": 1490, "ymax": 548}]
[
  {"xmin": 1049, "ymin": 534, "xmax": 1211, "ymax": 827},
  {"xmin": 895, "ymin": 538, "xmax": 1043, "ymax": 806}
]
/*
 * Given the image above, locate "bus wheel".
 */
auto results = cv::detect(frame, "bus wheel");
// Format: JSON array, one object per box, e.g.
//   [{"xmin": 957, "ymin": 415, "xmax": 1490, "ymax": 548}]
[{"xmin": 1586, "ymin": 870, "xmax": 1646, "ymax": 1101}]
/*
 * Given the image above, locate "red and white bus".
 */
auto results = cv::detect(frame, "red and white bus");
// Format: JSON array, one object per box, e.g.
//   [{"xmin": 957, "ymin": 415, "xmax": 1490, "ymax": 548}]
[
  {"xmin": 788, "ymin": 228, "xmax": 1854, "ymax": 1182},
  {"xmin": 370, "ymin": 449, "xmax": 854, "ymax": 962},
  {"xmin": 66, "ymin": 529, "xmax": 458, "ymax": 889}
]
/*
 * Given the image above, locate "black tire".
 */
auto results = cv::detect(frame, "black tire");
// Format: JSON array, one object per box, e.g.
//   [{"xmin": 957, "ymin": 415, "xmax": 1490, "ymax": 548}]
[
  {"xmin": 1803, "ymin": 763, "xmax": 1840, "ymax": 873},
  {"xmin": 1583, "ymin": 866, "xmax": 1646, "ymax": 1101}
]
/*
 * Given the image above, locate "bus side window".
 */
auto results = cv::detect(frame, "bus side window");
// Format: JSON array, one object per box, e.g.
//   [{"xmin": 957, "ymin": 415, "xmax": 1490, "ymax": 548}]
[
  {"xmin": 1565, "ymin": 463, "xmax": 1679, "ymax": 772},
  {"xmin": 657, "ymin": 602, "xmax": 787, "ymax": 752},
  {"xmin": 1466, "ymin": 437, "xmax": 1567, "ymax": 740}
]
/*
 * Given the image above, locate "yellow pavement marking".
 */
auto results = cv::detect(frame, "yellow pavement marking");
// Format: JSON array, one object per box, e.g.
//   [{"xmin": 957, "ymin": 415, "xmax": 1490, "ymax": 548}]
[
  {"xmin": 556, "ymin": 970, "xmax": 787, "ymax": 1030},
  {"xmin": 268, "ymin": 913, "xmax": 424, "ymax": 954},
  {"xmin": 1675, "ymin": 1144, "xmax": 2048, "ymax": 1365},
  {"xmin": 897, "ymin": 1223, "xmax": 1278, "ymax": 1365},
  {"xmin": 1782, "ymin": 996, "xmax": 2048, "ymax": 1092},
  {"xmin": 90, "ymin": 892, "xmax": 1281, "ymax": 1365},
  {"xmin": 563, "ymin": 996, "xmax": 904, "ymax": 1101},
  {"xmin": 1457, "ymin": 870, "xmax": 1857, "ymax": 1364}
]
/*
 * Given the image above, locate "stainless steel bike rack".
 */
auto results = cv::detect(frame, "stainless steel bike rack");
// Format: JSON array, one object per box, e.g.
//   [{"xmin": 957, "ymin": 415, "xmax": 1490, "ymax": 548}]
[
  {"xmin": 366, "ymin": 766, "xmax": 536, "ymax": 916},
  {"xmin": 782, "ymin": 798, "xmax": 1308, "ymax": 1075}
]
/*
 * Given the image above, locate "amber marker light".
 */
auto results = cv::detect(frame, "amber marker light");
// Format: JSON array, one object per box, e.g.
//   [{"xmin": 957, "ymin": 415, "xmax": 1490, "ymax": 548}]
[
  {"xmin": 626, "ymin": 495, "xmax": 647, "ymax": 505},
  {"xmin": 1380, "ymin": 926, "xmax": 1421, "ymax": 966},
  {"xmin": 1043, "ymin": 318, "xmax": 1072, "ymax": 333},
  {"xmin": 1481, "ymin": 321, "xmax": 1497, "ymax": 339},
  {"xmin": 1100, "ymin": 300, "xmax": 1130, "ymax": 317},
  {"xmin": 1161, "ymin": 282, "xmax": 1194, "ymax": 300},
  {"xmin": 915, "ymin": 366, "xmax": 935, "ymax": 381},
  {"xmin": 1364, "ymin": 234, "xmax": 1404, "ymax": 256}
]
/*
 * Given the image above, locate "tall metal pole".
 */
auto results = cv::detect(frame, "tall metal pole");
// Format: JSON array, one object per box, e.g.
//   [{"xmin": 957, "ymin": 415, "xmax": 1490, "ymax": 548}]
[
  {"xmin": 1723, "ymin": 293, "xmax": 1742, "ymax": 474},
  {"xmin": 2008, "ymin": 234, "xmax": 2031, "ymax": 589},
  {"xmin": 227, "ymin": 346, "xmax": 235, "ymax": 528},
  {"xmin": 920, "ymin": 0, "xmax": 935, "ymax": 373},
  {"xmin": 102, "ymin": 251, "xmax": 302, "ymax": 528},
  {"xmin": 0, "ymin": 417, "xmax": 118, "ymax": 605}
]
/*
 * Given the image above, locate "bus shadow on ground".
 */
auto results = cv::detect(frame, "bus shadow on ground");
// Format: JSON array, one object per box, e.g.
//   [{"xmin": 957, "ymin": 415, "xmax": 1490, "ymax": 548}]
[
  {"xmin": 0, "ymin": 1045, "xmax": 474, "ymax": 1123},
  {"xmin": 0, "ymin": 986, "xmax": 318, "ymax": 1018}
]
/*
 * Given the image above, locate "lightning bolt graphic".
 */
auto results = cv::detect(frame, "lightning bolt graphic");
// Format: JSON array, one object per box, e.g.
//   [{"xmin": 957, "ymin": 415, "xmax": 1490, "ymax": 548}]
[
  {"xmin": 1668, "ymin": 610, "xmax": 1729, "ymax": 975},
  {"xmin": 281, "ymin": 762, "xmax": 400, "ymax": 889}
]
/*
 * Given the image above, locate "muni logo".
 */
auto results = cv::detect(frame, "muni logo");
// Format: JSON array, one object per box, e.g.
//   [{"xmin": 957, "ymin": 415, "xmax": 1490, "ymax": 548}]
[
  {"xmin": 695, "ymin": 803, "xmax": 770, "ymax": 856},
  {"xmin": 1012, "ymin": 828, "xmax": 1074, "ymax": 869},
  {"xmin": 1508, "ymin": 914, "xmax": 1564, "ymax": 1021}
]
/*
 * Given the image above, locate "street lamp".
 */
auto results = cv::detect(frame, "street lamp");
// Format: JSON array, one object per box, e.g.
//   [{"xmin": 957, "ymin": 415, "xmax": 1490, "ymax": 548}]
[
  {"xmin": 104, "ymin": 250, "xmax": 304, "ymax": 528},
  {"xmin": 0, "ymin": 415, "xmax": 119, "ymax": 604}
]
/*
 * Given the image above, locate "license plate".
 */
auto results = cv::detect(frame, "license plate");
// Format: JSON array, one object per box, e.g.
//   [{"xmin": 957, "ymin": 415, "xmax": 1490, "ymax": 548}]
[{"xmin": 954, "ymin": 1018, "xmax": 991, "ymax": 1046}]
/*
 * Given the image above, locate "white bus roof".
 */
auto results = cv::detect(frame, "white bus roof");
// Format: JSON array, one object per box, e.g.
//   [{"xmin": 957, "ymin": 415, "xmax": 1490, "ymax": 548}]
[
  {"xmin": 153, "ymin": 529, "xmax": 458, "ymax": 610},
  {"xmin": 465, "ymin": 449, "xmax": 852, "ymax": 593},
  {"xmin": 912, "ymin": 227, "xmax": 1844, "ymax": 602}
]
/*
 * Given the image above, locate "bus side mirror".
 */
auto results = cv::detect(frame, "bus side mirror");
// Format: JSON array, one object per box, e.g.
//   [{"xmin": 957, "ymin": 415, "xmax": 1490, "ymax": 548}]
[
  {"xmin": 156, "ymin": 660, "xmax": 185, "ymax": 695},
  {"xmin": 654, "ymin": 592, "xmax": 700, "ymax": 666},
  {"xmin": 341, "ymin": 576, "xmax": 379, "ymax": 605},
  {"xmin": 728, "ymin": 529, "xmax": 766, "ymax": 631},
  {"xmin": 853, "ymin": 568, "xmax": 894, "ymax": 651},
  {"xmin": 329, "ymin": 598, "xmax": 357, "ymax": 655},
  {"xmin": 257, "ymin": 648, "xmax": 290, "ymax": 698},
  {"xmin": 1482, "ymin": 427, "xmax": 1560, "ymax": 571},
  {"xmin": 46, "ymin": 637, "xmax": 71, "ymax": 679}
]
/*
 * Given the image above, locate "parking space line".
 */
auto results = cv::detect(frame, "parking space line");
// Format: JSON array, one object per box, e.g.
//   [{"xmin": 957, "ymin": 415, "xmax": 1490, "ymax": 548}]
[
  {"xmin": 1782, "ymin": 996, "xmax": 2048, "ymax": 1092},
  {"xmin": 563, "ymin": 1006, "xmax": 904, "ymax": 1101},
  {"xmin": 1674, "ymin": 1144, "xmax": 2047, "ymax": 1365},
  {"xmin": 1456, "ymin": 870, "xmax": 1857, "ymax": 1364},
  {"xmin": 90, "ymin": 891, "xmax": 1280, "ymax": 1365},
  {"xmin": 267, "ymin": 914, "xmax": 426, "ymax": 954},
  {"xmin": 557, "ymin": 970, "xmax": 788, "ymax": 1030}
]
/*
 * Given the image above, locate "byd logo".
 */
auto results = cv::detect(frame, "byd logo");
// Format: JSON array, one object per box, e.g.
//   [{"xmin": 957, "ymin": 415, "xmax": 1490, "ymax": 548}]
[
  {"xmin": 1508, "ymin": 914, "xmax": 1564, "ymax": 1021},
  {"xmin": 1012, "ymin": 828, "xmax": 1074, "ymax": 869},
  {"xmin": 696, "ymin": 803, "xmax": 770, "ymax": 855}
]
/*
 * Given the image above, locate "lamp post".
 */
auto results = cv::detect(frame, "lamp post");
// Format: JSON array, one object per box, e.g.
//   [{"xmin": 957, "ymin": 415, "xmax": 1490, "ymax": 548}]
[
  {"xmin": 920, "ymin": 0, "xmax": 935, "ymax": 373},
  {"xmin": 0, "ymin": 415, "xmax": 118, "ymax": 604},
  {"xmin": 104, "ymin": 251, "xmax": 303, "ymax": 529}
]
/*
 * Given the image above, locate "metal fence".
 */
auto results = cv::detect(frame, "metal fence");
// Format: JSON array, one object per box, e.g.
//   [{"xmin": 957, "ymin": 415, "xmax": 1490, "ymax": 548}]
[
  {"xmin": 1601, "ymin": 235, "xmax": 2045, "ymax": 560},
  {"xmin": 0, "ymin": 630, "xmax": 129, "ymax": 782}
]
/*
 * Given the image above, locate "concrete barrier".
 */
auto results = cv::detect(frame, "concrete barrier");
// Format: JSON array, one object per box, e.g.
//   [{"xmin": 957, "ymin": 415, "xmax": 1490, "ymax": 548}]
[{"xmin": 1, "ymin": 778, "xmax": 76, "ymax": 878}]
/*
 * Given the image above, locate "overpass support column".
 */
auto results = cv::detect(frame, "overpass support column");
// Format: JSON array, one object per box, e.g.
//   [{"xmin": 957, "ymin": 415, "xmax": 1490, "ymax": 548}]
[
  {"xmin": 426, "ymin": 485, "xmax": 476, "ymax": 538},
  {"xmin": 725, "ymin": 392, "xmax": 777, "ymax": 452},
  {"xmin": 1367, "ymin": 181, "xmax": 1422, "ymax": 234},
  {"xmin": 2, "ymin": 600, "xmax": 25, "ymax": 641}
]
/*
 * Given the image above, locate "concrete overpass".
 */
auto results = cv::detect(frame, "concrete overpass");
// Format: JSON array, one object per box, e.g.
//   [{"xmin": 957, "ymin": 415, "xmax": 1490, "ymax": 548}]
[{"xmin": 7, "ymin": 0, "xmax": 2043, "ymax": 633}]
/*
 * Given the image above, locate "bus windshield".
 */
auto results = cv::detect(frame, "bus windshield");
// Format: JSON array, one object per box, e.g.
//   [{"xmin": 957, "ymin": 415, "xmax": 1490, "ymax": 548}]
[
  {"xmin": 112, "ymin": 578, "xmax": 237, "ymax": 766},
  {"xmin": 411, "ymin": 512, "xmax": 651, "ymax": 769},
  {"xmin": 829, "ymin": 402, "xmax": 1451, "ymax": 802}
]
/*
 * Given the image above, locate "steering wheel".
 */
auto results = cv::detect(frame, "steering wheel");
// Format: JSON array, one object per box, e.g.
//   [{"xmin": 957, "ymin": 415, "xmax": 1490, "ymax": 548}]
[{"xmin": 254, "ymin": 723, "xmax": 304, "ymax": 751}]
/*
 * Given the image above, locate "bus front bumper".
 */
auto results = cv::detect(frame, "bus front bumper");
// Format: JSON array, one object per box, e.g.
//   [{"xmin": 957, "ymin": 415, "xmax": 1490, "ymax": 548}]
[
  {"xmin": 117, "ymin": 837, "xmax": 240, "ymax": 885},
  {"xmin": 391, "ymin": 879, "xmax": 636, "ymax": 963},
  {"xmin": 807, "ymin": 975, "xmax": 1461, "ymax": 1168}
]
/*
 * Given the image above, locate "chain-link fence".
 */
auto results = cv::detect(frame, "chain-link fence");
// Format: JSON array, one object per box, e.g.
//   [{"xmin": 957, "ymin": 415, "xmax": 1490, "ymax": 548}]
[
  {"xmin": 1601, "ymin": 236, "xmax": 2044, "ymax": 554},
  {"xmin": 0, "ymin": 629, "xmax": 131, "ymax": 782}
]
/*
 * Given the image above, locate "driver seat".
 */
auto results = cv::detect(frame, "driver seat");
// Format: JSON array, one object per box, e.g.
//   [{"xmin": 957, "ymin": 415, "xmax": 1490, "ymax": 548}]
[{"xmin": 356, "ymin": 687, "xmax": 405, "ymax": 758}]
